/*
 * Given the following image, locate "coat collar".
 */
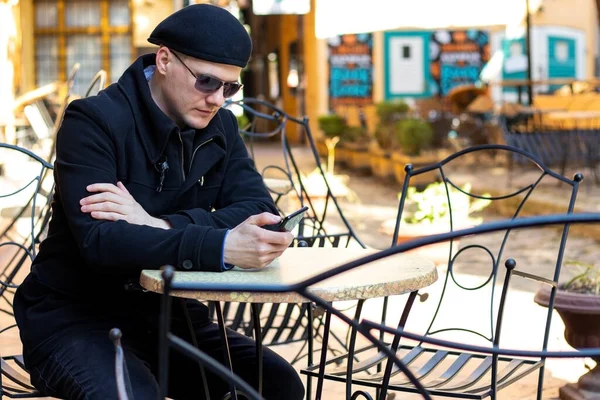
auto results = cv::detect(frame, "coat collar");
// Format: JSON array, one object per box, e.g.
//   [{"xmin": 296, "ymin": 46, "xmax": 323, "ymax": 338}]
[{"xmin": 117, "ymin": 54, "xmax": 226, "ymax": 164}]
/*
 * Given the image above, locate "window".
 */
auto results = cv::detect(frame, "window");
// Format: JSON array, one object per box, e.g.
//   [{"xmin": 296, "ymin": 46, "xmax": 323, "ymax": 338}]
[
  {"xmin": 509, "ymin": 42, "xmax": 523, "ymax": 57},
  {"xmin": 34, "ymin": 0, "xmax": 132, "ymax": 95},
  {"xmin": 555, "ymin": 41, "xmax": 569, "ymax": 63},
  {"xmin": 402, "ymin": 45, "xmax": 411, "ymax": 59}
]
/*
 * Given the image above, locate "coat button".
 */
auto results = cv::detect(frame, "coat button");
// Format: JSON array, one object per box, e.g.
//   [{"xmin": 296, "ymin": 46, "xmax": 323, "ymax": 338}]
[{"xmin": 182, "ymin": 260, "xmax": 193, "ymax": 270}]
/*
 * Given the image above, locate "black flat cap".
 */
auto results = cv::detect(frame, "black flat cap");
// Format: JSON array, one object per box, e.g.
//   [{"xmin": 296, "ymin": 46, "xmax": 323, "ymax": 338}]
[{"xmin": 148, "ymin": 4, "xmax": 252, "ymax": 68}]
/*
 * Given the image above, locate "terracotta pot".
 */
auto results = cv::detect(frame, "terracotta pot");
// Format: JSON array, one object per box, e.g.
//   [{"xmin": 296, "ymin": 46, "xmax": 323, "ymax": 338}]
[
  {"xmin": 335, "ymin": 146, "xmax": 350, "ymax": 166},
  {"xmin": 338, "ymin": 142, "xmax": 371, "ymax": 170},
  {"xmin": 391, "ymin": 151, "xmax": 440, "ymax": 187},
  {"xmin": 369, "ymin": 149, "xmax": 394, "ymax": 180},
  {"xmin": 534, "ymin": 287, "xmax": 600, "ymax": 399},
  {"xmin": 534, "ymin": 287, "xmax": 600, "ymax": 348}
]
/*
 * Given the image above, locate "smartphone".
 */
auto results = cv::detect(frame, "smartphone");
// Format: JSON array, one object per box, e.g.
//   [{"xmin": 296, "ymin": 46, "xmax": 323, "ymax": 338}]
[{"xmin": 276, "ymin": 206, "xmax": 309, "ymax": 232}]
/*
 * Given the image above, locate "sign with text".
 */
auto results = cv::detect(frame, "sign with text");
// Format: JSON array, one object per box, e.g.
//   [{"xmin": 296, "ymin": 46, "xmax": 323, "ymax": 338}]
[
  {"xmin": 429, "ymin": 30, "xmax": 490, "ymax": 96},
  {"xmin": 328, "ymin": 33, "xmax": 373, "ymax": 109}
]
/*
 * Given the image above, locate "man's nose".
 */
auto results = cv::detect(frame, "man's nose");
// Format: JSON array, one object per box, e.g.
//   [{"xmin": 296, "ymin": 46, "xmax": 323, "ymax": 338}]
[{"xmin": 206, "ymin": 86, "xmax": 226, "ymax": 107}]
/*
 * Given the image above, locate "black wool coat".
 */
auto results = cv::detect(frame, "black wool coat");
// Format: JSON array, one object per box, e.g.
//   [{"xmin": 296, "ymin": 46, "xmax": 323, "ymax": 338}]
[{"xmin": 21, "ymin": 54, "xmax": 277, "ymax": 300}]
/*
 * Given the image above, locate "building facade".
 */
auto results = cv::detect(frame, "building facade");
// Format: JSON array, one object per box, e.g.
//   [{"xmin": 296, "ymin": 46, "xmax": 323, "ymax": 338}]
[{"xmin": 8, "ymin": 0, "xmax": 600, "ymax": 141}]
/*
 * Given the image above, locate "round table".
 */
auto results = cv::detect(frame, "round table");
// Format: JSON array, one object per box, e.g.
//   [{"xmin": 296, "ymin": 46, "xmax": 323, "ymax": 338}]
[
  {"xmin": 140, "ymin": 247, "xmax": 437, "ymax": 303},
  {"xmin": 140, "ymin": 247, "xmax": 437, "ymax": 400}
]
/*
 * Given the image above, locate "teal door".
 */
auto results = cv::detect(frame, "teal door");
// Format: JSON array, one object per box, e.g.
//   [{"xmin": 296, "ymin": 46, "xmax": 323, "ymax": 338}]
[
  {"xmin": 548, "ymin": 36, "xmax": 576, "ymax": 92},
  {"xmin": 501, "ymin": 37, "xmax": 527, "ymax": 94}
]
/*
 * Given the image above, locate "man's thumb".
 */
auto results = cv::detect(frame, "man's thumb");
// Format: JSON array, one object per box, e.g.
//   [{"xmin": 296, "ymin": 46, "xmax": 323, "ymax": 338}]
[{"xmin": 251, "ymin": 212, "xmax": 281, "ymax": 226}]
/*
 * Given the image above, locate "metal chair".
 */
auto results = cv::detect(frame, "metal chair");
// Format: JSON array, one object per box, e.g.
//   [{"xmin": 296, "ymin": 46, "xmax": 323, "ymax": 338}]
[
  {"xmin": 212, "ymin": 99, "xmax": 366, "ymax": 362},
  {"xmin": 0, "ymin": 69, "xmax": 103, "ymax": 399},
  {"xmin": 299, "ymin": 144, "xmax": 584, "ymax": 398},
  {"xmin": 0, "ymin": 144, "xmax": 53, "ymax": 398},
  {"xmin": 109, "ymin": 328, "xmax": 134, "ymax": 400},
  {"xmin": 501, "ymin": 115, "xmax": 600, "ymax": 183},
  {"xmin": 84, "ymin": 70, "xmax": 107, "ymax": 99},
  {"xmin": 110, "ymin": 325, "xmax": 262, "ymax": 400},
  {"xmin": 154, "ymin": 213, "xmax": 600, "ymax": 400},
  {"xmin": 225, "ymin": 98, "xmax": 365, "ymax": 248}
]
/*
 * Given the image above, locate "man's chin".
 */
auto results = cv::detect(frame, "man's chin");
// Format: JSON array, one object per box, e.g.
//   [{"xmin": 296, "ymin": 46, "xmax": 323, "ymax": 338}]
[{"xmin": 187, "ymin": 115, "xmax": 213, "ymax": 130}]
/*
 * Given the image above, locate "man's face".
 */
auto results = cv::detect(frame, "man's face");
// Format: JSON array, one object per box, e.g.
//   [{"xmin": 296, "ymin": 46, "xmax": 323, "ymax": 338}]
[{"xmin": 159, "ymin": 48, "xmax": 243, "ymax": 129}]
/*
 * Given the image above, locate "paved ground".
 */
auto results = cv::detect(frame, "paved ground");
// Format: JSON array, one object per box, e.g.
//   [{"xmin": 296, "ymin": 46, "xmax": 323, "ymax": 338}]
[{"xmin": 1, "ymin": 142, "xmax": 599, "ymax": 399}]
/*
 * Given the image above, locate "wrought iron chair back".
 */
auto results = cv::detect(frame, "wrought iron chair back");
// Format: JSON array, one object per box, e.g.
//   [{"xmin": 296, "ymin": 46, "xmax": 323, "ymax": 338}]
[
  {"xmin": 394, "ymin": 145, "xmax": 580, "ymax": 331},
  {"xmin": 326, "ymin": 213, "xmax": 600, "ymax": 399},
  {"xmin": 156, "ymin": 213, "xmax": 600, "ymax": 400},
  {"xmin": 297, "ymin": 144, "xmax": 583, "ymax": 398},
  {"xmin": 369, "ymin": 144, "xmax": 582, "ymax": 397},
  {"xmin": 0, "ymin": 144, "xmax": 53, "ymax": 398},
  {"xmin": 0, "ymin": 70, "xmax": 103, "ymax": 399},
  {"xmin": 501, "ymin": 115, "xmax": 600, "ymax": 183},
  {"xmin": 225, "ymin": 97, "xmax": 365, "ymax": 249},
  {"xmin": 209, "ymin": 99, "xmax": 365, "ymax": 359}
]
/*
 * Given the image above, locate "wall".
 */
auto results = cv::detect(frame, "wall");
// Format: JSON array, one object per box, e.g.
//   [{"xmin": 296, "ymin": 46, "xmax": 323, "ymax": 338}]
[
  {"xmin": 310, "ymin": 0, "xmax": 598, "ymax": 115},
  {"xmin": 17, "ymin": 0, "xmax": 34, "ymax": 93},
  {"xmin": 302, "ymin": 0, "xmax": 321, "ymax": 139},
  {"xmin": 490, "ymin": 26, "xmax": 587, "ymax": 103},
  {"xmin": 132, "ymin": 0, "xmax": 173, "ymax": 48},
  {"xmin": 531, "ymin": 0, "xmax": 597, "ymax": 78}
]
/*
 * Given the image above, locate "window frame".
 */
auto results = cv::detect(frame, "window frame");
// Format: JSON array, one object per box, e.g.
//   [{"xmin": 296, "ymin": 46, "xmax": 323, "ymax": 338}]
[{"xmin": 33, "ymin": 0, "xmax": 134, "ymax": 86}]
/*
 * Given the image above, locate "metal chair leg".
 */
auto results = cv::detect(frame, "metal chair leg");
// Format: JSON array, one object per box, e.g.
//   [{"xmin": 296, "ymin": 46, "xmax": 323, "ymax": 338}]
[
  {"xmin": 250, "ymin": 304, "xmax": 263, "ymax": 396},
  {"xmin": 181, "ymin": 299, "xmax": 211, "ymax": 400},
  {"xmin": 159, "ymin": 267, "xmax": 174, "ymax": 400},
  {"xmin": 315, "ymin": 309, "xmax": 332, "ymax": 400},
  {"xmin": 214, "ymin": 301, "xmax": 238, "ymax": 400}
]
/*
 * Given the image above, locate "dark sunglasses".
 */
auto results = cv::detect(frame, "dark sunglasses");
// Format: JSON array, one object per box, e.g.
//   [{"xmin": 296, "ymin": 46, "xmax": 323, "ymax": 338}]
[{"xmin": 170, "ymin": 50, "xmax": 243, "ymax": 98}]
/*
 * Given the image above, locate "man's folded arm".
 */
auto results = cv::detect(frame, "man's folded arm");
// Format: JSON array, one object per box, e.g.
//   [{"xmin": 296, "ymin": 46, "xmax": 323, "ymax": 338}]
[{"xmin": 55, "ymin": 101, "xmax": 225, "ymax": 272}]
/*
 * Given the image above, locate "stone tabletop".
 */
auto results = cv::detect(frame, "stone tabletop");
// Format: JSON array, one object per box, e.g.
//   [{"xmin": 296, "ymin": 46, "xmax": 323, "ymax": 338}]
[{"xmin": 140, "ymin": 247, "xmax": 437, "ymax": 303}]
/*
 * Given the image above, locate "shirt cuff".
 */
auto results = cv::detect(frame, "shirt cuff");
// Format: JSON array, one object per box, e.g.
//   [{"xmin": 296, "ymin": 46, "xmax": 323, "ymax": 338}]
[{"xmin": 222, "ymin": 229, "xmax": 234, "ymax": 271}]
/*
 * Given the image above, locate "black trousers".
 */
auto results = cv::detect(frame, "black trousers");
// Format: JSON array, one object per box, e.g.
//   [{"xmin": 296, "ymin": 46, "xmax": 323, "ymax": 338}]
[{"xmin": 27, "ymin": 299, "xmax": 305, "ymax": 400}]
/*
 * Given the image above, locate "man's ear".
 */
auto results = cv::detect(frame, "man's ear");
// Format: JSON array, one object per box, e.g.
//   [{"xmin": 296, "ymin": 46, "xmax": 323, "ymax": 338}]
[{"xmin": 154, "ymin": 47, "xmax": 170, "ymax": 76}]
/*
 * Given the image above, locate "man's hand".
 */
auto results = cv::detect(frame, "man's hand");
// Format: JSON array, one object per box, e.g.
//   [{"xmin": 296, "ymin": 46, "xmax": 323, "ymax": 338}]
[
  {"xmin": 80, "ymin": 182, "xmax": 170, "ymax": 229},
  {"xmin": 224, "ymin": 212, "xmax": 294, "ymax": 269}
]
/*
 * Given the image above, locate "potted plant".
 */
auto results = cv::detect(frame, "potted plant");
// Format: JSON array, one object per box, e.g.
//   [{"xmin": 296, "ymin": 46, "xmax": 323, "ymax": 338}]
[
  {"xmin": 380, "ymin": 182, "xmax": 491, "ymax": 264},
  {"xmin": 395, "ymin": 118, "xmax": 434, "ymax": 156},
  {"xmin": 370, "ymin": 101, "xmax": 409, "ymax": 180},
  {"xmin": 534, "ymin": 261, "xmax": 600, "ymax": 399},
  {"xmin": 317, "ymin": 113, "xmax": 347, "ymax": 165},
  {"xmin": 372, "ymin": 100, "xmax": 409, "ymax": 150},
  {"xmin": 369, "ymin": 139, "xmax": 394, "ymax": 180},
  {"xmin": 342, "ymin": 125, "xmax": 371, "ymax": 171},
  {"xmin": 317, "ymin": 114, "xmax": 346, "ymax": 138}
]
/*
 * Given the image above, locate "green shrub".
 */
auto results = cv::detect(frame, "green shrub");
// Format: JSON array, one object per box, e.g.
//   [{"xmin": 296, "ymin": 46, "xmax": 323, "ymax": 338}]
[
  {"xmin": 374, "ymin": 101, "xmax": 410, "ymax": 149},
  {"xmin": 341, "ymin": 126, "xmax": 367, "ymax": 143},
  {"xmin": 395, "ymin": 118, "xmax": 433, "ymax": 155},
  {"xmin": 374, "ymin": 125, "xmax": 394, "ymax": 149},
  {"xmin": 317, "ymin": 114, "xmax": 346, "ymax": 138},
  {"xmin": 376, "ymin": 101, "xmax": 410, "ymax": 123}
]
